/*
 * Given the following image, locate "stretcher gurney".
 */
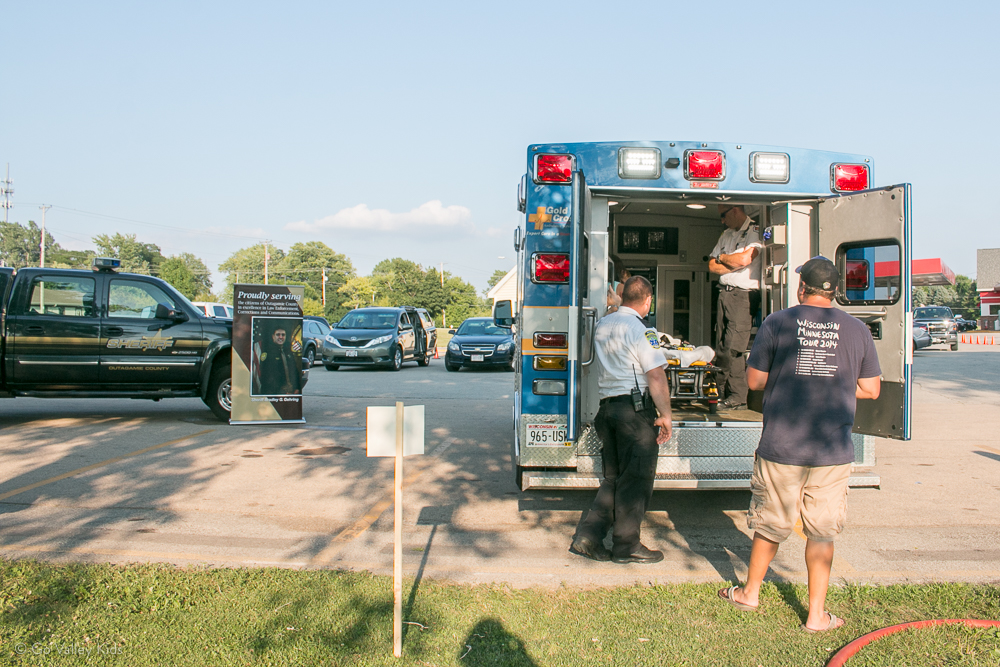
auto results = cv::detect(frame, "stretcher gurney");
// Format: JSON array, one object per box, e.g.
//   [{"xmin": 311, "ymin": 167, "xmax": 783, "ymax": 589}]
[{"xmin": 656, "ymin": 332, "xmax": 720, "ymax": 414}]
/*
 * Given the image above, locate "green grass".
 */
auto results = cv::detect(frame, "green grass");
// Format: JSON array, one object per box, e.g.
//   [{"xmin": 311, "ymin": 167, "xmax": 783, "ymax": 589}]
[{"xmin": 2, "ymin": 559, "xmax": 999, "ymax": 666}]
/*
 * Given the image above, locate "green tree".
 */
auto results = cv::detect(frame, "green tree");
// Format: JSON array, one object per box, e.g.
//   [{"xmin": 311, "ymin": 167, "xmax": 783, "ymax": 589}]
[
  {"xmin": 158, "ymin": 257, "xmax": 200, "ymax": 299},
  {"xmin": 0, "ymin": 220, "xmax": 61, "ymax": 268},
  {"xmin": 338, "ymin": 276, "xmax": 389, "ymax": 310},
  {"xmin": 486, "ymin": 269, "xmax": 508, "ymax": 292},
  {"xmin": 92, "ymin": 233, "xmax": 164, "ymax": 274},
  {"xmin": 218, "ymin": 243, "xmax": 287, "ymax": 302},
  {"xmin": 275, "ymin": 241, "xmax": 355, "ymax": 315},
  {"xmin": 416, "ymin": 268, "xmax": 446, "ymax": 318},
  {"xmin": 371, "ymin": 258, "xmax": 425, "ymax": 306},
  {"xmin": 47, "ymin": 248, "xmax": 95, "ymax": 269},
  {"xmin": 443, "ymin": 274, "xmax": 489, "ymax": 327}
]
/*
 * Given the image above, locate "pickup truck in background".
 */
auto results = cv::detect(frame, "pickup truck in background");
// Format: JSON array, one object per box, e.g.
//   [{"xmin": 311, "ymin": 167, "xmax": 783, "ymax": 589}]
[
  {"xmin": 0, "ymin": 259, "xmax": 306, "ymax": 420},
  {"xmin": 913, "ymin": 305, "xmax": 960, "ymax": 351}
]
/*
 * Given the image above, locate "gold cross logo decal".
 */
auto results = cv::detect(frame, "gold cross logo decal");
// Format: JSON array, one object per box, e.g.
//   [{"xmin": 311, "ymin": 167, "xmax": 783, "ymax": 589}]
[{"xmin": 528, "ymin": 206, "xmax": 552, "ymax": 230}]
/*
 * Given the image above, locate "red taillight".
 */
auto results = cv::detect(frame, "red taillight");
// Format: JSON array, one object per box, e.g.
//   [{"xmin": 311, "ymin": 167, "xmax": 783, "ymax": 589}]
[
  {"xmin": 845, "ymin": 259, "xmax": 870, "ymax": 291},
  {"xmin": 685, "ymin": 150, "xmax": 726, "ymax": 180},
  {"xmin": 533, "ymin": 332, "xmax": 568, "ymax": 348},
  {"xmin": 533, "ymin": 253, "xmax": 570, "ymax": 283},
  {"xmin": 832, "ymin": 163, "xmax": 869, "ymax": 192},
  {"xmin": 535, "ymin": 154, "xmax": 573, "ymax": 183}
]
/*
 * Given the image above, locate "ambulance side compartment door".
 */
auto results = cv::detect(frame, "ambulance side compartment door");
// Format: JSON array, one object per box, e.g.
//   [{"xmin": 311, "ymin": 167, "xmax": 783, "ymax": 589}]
[{"xmin": 817, "ymin": 184, "xmax": 911, "ymax": 440}]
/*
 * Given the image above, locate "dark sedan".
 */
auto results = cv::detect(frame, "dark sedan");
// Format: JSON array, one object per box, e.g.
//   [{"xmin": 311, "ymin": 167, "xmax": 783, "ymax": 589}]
[{"xmin": 445, "ymin": 318, "xmax": 515, "ymax": 372}]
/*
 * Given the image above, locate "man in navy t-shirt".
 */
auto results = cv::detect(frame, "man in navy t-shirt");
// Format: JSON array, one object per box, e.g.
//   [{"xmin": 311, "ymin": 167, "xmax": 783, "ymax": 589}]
[{"xmin": 718, "ymin": 256, "xmax": 881, "ymax": 633}]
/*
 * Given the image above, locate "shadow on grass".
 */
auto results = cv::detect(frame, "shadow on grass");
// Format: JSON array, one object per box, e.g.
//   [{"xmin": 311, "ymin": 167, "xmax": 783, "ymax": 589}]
[{"xmin": 460, "ymin": 617, "xmax": 538, "ymax": 666}]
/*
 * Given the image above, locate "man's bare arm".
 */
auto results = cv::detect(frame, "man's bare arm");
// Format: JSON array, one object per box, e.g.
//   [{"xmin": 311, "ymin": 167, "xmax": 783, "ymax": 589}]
[
  {"xmin": 747, "ymin": 366, "xmax": 768, "ymax": 391},
  {"xmin": 856, "ymin": 376, "xmax": 881, "ymax": 400},
  {"xmin": 718, "ymin": 246, "xmax": 759, "ymax": 271},
  {"xmin": 645, "ymin": 367, "xmax": 673, "ymax": 444}
]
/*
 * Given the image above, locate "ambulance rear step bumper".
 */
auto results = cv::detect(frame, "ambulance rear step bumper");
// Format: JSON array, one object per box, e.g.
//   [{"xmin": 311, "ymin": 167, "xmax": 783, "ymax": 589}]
[{"xmin": 521, "ymin": 471, "xmax": 880, "ymax": 491}]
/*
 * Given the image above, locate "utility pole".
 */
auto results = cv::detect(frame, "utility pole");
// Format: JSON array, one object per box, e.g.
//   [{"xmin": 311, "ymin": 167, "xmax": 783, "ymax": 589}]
[
  {"xmin": 1, "ymin": 164, "xmax": 13, "ymax": 224},
  {"xmin": 440, "ymin": 262, "xmax": 445, "ymax": 328},
  {"xmin": 263, "ymin": 241, "xmax": 270, "ymax": 285},
  {"xmin": 39, "ymin": 205, "xmax": 51, "ymax": 267}
]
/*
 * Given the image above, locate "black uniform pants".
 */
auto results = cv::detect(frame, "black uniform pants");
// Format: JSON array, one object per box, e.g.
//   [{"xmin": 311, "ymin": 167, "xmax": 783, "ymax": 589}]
[
  {"xmin": 715, "ymin": 288, "xmax": 758, "ymax": 404},
  {"xmin": 576, "ymin": 401, "xmax": 658, "ymax": 557}
]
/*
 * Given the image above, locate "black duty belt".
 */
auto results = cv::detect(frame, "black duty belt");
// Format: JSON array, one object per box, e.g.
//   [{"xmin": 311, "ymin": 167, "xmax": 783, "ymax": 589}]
[
  {"xmin": 600, "ymin": 394, "xmax": 634, "ymax": 406},
  {"xmin": 722, "ymin": 285, "xmax": 753, "ymax": 292}
]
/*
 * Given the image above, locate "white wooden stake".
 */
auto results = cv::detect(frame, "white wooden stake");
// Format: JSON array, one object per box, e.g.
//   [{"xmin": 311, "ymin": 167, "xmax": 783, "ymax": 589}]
[{"xmin": 393, "ymin": 400, "xmax": 403, "ymax": 658}]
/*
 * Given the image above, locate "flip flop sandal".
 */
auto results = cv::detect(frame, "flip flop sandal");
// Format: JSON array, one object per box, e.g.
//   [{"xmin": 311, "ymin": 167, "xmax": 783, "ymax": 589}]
[
  {"xmin": 802, "ymin": 611, "xmax": 844, "ymax": 633},
  {"xmin": 718, "ymin": 586, "xmax": 758, "ymax": 612}
]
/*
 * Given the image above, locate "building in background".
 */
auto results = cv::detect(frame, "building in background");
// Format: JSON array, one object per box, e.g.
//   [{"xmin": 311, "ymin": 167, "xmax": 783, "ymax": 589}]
[
  {"xmin": 977, "ymin": 249, "xmax": 1000, "ymax": 330},
  {"xmin": 487, "ymin": 267, "xmax": 518, "ymax": 314}
]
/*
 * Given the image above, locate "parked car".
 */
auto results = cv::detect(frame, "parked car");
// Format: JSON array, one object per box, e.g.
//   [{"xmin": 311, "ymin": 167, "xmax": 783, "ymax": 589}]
[
  {"xmin": 952, "ymin": 315, "xmax": 976, "ymax": 332},
  {"xmin": 912, "ymin": 305, "xmax": 959, "ymax": 351},
  {"xmin": 304, "ymin": 315, "xmax": 331, "ymax": 328},
  {"xmin": 445, "ymin": 317, "xmax": 515, "ymax": 372},
  {"xmin": 912, "ymin": 324, "xmax": 932, "ymax": 352},
  {"xmin": 301, "ymin": 317, "xmax": 332, "ymax": 366},
  {"xmin": 192, "ymin": 301, "xmax": 234, "ymax": 318},
  {"xmin": 322, "ymin": 306, "xmax": 434, "ymax": 371}
]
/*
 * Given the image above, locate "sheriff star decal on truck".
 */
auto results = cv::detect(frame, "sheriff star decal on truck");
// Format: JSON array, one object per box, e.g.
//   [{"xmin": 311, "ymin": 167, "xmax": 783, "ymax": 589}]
[{"xmin": 106, "ymin": 335, "xmax": 175, "ymax": 351}]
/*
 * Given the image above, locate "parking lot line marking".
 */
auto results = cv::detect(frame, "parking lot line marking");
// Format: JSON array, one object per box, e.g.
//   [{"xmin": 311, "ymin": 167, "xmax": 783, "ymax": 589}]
[
  {"xmin": 976, "ymin": 445, "xmax": 1000, "ymax": 457},
  {"xmin": 0, "ymin": 429, "xmax": 215, "ymax": 502},
  {"xmin": 309, "ymin": 437, "xmax": 457, "ymax": 566}
]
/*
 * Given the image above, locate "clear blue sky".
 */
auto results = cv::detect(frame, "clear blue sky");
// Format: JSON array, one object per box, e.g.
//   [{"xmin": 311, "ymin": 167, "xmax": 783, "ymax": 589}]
[{"xmin": 3, "ymin": 2, "xmax": 996, "ymax": 292}]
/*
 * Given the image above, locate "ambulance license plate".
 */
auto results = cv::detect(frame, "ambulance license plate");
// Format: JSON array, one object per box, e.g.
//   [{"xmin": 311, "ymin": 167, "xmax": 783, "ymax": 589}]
[
  {"xmin": 346, "ymin": 350, "xmax": 358, "ymax": 357},
  {"xmin": 525, "ymin": 424, "xmax": 569, "ymax": 447},
  {"xmin": 471, "ymin": 354, "xmax": 484, "ymax": 362}
]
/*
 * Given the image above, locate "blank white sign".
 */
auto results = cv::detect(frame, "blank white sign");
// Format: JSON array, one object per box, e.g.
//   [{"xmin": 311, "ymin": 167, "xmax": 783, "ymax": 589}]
[{"xmin": 366, "ymin": 405, "xmax": 425, "ymax": 457}]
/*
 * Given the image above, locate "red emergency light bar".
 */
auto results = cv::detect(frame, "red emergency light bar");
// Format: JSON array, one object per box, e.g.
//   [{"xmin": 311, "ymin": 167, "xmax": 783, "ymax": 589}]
[
  {"xmin": 684, "ymin": 150, "xmax": 726, "ymax": 180},
  {"xmin": 534, "ymin": 154, "xmax": 573, "ymax": 183},
  {"xmin": 831, "ymin": 163, "xmax": 869, "ymax": 192},
  {"xmin": 532, "ymin": 253, "xmax": 570, "ymax": 283},
  {"xmin": 533, "ymin": 332, "xmax": 568, "ymax": 348}
]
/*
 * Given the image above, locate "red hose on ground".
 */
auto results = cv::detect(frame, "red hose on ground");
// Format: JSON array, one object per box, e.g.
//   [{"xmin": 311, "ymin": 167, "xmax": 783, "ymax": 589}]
[{"xmin": 827, "ymin": 619, "xmax": 1000, "ymax": 666}]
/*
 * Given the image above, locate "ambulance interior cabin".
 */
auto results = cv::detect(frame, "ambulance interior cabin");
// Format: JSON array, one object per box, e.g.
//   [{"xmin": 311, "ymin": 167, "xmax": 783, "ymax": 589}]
[{"xmin": 602, "ymin": 196, "xmax": 902, "ymax": 420}]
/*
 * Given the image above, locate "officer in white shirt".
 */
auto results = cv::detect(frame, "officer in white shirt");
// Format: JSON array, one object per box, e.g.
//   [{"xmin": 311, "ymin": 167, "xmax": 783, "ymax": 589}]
[
  {"xmin": 570, "ymin": 276, "xmax": 673, "ymax": 564},
  {"xmin": 709, "ymin": 205, "xmax": 762, "ymax": 410}
]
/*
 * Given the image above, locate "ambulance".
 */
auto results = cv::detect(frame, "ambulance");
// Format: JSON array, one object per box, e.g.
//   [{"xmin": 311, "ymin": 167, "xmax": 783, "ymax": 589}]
[{"xmin": 494, "ymin": 141, "xmax": 911, "ymax": 490}]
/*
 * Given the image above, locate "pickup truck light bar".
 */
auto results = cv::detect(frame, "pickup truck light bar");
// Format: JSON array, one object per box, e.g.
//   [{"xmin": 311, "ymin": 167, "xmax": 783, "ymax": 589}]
[
  {"xmin": 684, "ymin": 150, "xmax": 726, "ymax": 180},
  {"xmin": 831, "ymin": 163, "xmax": 869, "ymax": 192},
  {"xmin": 92, "ymin": 257, "xmax": 121, "ymax": 272}
]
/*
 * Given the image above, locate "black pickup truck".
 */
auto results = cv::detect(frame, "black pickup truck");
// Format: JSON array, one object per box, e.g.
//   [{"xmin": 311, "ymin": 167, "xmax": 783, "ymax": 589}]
[{"xmin": 0, "ymin": 259, "xmax": 279, "ymax": 421}]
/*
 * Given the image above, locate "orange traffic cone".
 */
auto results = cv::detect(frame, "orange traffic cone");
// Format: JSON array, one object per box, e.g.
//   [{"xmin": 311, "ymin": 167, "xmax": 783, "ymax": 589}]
[{"xmin": 434, "ymin": 347, "xmax": 439, "ymax": 359}]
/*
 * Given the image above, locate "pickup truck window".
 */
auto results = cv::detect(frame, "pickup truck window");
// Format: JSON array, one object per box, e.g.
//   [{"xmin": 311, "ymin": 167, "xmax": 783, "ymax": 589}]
[
  {"xmin": 108, "ymin": 280, "xmax": 178, "ymax": 319},
  {"xmin": 25, "ymin": 276, "xmax": 96, "ymax": 317}
]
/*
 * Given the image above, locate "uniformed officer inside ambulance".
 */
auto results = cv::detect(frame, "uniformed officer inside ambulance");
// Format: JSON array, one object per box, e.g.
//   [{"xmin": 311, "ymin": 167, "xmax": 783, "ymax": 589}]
[
  {"xmin": 709, "ymin": 204, "xmax": 762, "ymax": 410},
  {"xmin": 570, "ymin": 275, "xmax": 673, "ymax": 564}
]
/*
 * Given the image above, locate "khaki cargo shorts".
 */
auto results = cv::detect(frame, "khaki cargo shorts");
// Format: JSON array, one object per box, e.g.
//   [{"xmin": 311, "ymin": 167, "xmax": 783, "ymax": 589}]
[{"xmin": 746, "ymin": 455, "xmax": 851, "ymax": 543}]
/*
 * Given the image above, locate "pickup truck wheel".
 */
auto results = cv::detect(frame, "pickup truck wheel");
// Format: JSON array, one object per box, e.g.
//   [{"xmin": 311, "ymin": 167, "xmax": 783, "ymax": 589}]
[
  {"xmin": 306, "ymin": 346, "xmax": 316, "ymax": 366},
  {"xmin": 389, "ymin": 346, "xmax": 403, "ymax": 371},
  {"xmin": 951, "ymin": 342, "xmax": 959, "ymax": 351},
  {"xmin": 324, "ymin": 363, "xmax": 339, "ymax": 371},
  {"xmin": 417, "ymin": 352, "xmax": 430, "ymax": 367},
  {"xmin": 205, "ymin": 363, "xmax": 232, "ymax": 421}
]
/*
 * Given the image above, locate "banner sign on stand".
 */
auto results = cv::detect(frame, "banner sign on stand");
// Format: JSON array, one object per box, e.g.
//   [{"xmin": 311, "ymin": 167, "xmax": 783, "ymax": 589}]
[{"xmin": 231, "ymin": 283, "xmax": 306, "ymax": 424}]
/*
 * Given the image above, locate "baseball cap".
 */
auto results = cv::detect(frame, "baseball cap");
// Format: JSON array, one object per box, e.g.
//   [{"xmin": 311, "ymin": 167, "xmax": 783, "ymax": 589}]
[{"xmin": 795, "ymin": 256, "xmax": 839, "ymax": 291}]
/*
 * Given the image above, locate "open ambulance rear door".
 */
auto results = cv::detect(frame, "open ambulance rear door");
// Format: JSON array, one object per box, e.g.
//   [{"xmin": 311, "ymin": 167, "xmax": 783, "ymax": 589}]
[{"xmin": 817, "ymin": 184, "xmax": 912, "ymax": 440}]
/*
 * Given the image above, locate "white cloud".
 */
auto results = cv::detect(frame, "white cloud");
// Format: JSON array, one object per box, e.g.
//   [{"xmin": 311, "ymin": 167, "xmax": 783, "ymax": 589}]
[{"xmin": 285, "ymin": 200, "xmax": 473, "ymax": 234}]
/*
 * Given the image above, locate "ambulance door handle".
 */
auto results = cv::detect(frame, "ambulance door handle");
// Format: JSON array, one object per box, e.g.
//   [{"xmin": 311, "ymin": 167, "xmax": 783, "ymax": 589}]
[
  {"xmin": 849, "ymin": 308, "xmax": 888, "ymax": 320},
  {"xmin": 581, "ymin": 307, "xmax": 598, "ymax": 366}
]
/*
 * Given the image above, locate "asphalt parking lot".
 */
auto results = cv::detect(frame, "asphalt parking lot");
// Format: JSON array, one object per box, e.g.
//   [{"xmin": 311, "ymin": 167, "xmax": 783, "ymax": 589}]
[{"xmin": 1, "ymin": 344, "xmax": 999, "ymax": 589}]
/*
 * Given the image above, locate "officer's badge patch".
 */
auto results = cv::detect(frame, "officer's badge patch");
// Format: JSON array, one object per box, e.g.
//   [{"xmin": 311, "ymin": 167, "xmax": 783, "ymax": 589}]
[{"xmin": 644, "ymin": 329, "xmax": 660, "ymax": 349}]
